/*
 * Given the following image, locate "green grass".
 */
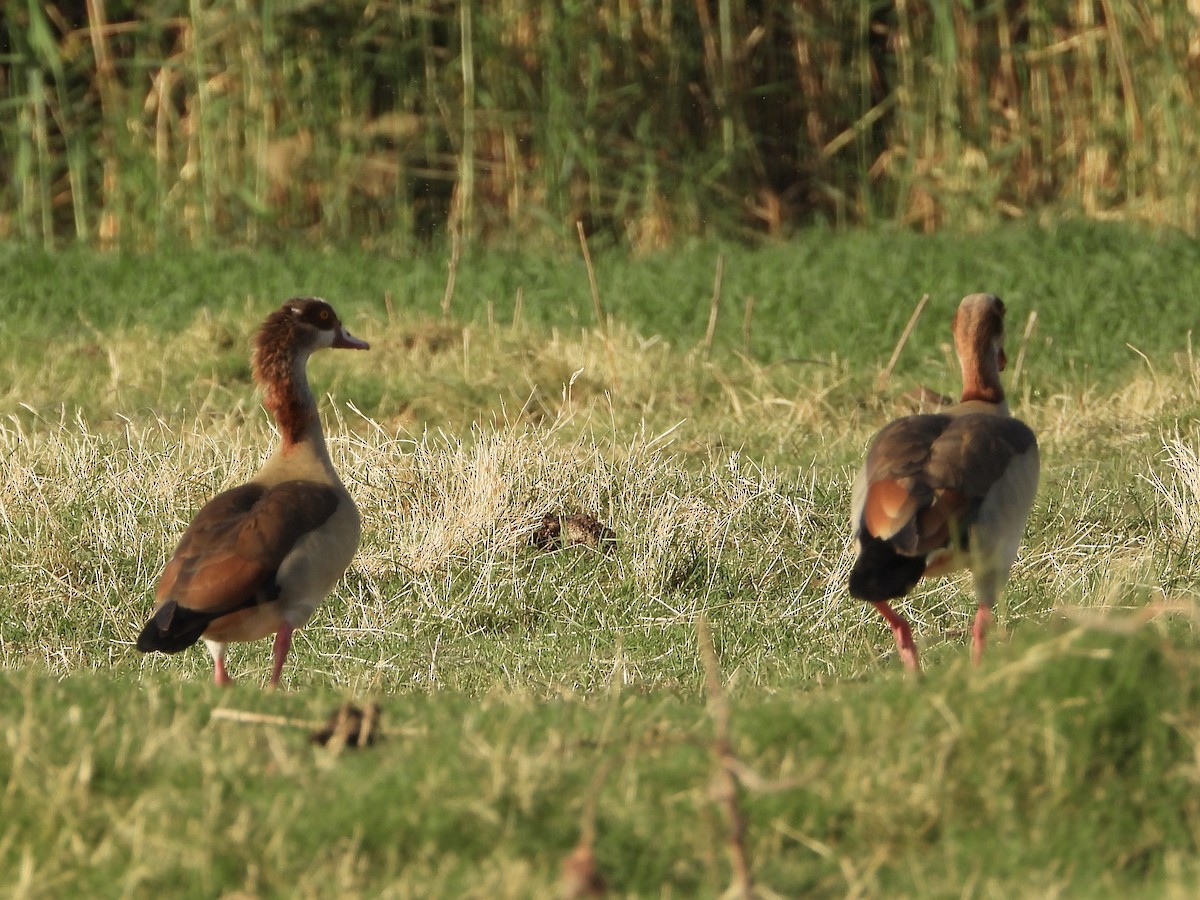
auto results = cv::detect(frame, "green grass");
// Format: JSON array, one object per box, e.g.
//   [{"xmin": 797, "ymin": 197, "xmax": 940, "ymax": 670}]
[
  {"xmin": 5, "ymin": 222, "xmax": 1199, "ymax": 406},
  {"xmin": 4, "ymin": 629, "xmax": 1200, "ymax": 897},
  {"xmin": 2, "ymin": 222, "xmax": 1200, "ymax": 896}
]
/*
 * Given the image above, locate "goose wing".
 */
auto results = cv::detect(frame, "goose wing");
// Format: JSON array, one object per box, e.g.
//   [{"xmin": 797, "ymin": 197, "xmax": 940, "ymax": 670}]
[
  {"xmin": 137, "ymin": 481, "xmax": 339, "ymax": 651},
  {"xmin": 857, "ymin": 413, "xmax": 1036, "ymax": 556}
]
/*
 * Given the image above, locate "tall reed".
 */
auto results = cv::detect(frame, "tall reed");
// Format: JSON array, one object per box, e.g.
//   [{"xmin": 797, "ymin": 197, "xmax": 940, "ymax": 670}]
[{"xmin": 1, "ymin": 1, "xmax": 1197, "ymax": 249}]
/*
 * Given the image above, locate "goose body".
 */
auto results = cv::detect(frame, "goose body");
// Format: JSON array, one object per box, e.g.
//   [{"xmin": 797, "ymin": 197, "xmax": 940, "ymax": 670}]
[
  {"xmin": 849, "ymin": 293, "xmax": 1039, "ymax": 672},
  {"xmin": 137, "ymin": 298, "xmax": 368, "ymax": 686}
]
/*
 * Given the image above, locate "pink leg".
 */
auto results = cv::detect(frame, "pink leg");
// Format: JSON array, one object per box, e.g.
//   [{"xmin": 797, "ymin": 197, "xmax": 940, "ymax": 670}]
[
  {"xmin": 873, "ymin": 601, "xmax": 921, "ymax": 673},
  {"xmin": 971, "ymin": 605, "xmax": 993, "ymax": 666},
  {"xmin": 269, "ymin": 623, "xmax": 294, "ymax": 688},
  {"xmin": 213, "ymin": 656, "xmax": 233, "ymax": 687}
]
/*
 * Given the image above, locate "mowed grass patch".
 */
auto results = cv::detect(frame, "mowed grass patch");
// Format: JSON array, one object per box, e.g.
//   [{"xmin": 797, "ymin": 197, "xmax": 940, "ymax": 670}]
[
  {"xmin": 4, "ymin": 372, "xmax": 1198, "ymax": 686},
  {"xmin": 0, "ymin": 413, "xmax": 858, "ymax": 687},
  {"xmin": 3, "ymin": 625, "xmax": 1200, "ymax": 898},
  {"xmin": 4, "ymin": 221, "xmax": 1200, "ymax": 428}
]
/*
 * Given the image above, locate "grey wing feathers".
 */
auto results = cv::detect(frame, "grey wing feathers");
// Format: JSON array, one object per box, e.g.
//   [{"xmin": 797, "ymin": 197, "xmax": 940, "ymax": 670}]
[
  {"xmin": 867, "ymin": 413, "xmax": 1036, "ymax": 498},
  {"xmin": 927, "ymin": 414, "xmax": 1037, "ymax": 498}
]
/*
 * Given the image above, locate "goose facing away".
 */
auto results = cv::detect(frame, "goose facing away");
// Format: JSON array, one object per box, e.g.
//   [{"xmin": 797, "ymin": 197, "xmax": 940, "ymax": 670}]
[
  {"xmin": 849, "ymin": 293, "xmax": 1039, "ymax": 672},
  {"xmin": 137, "ymin": 298, "xmax": 368, "ymax": 687}
]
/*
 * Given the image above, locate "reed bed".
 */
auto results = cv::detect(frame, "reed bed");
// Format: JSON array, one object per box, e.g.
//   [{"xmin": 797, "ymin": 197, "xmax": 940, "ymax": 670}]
[{"xmin": 3, "ymin": 1, "xmax": 1199, "ymax": 250}]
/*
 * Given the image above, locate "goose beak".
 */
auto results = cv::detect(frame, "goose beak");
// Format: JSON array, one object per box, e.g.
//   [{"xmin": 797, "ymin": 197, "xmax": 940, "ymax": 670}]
[{"xmin": 334, "ymin": 327, "xmax": 370, "ymax": 350}]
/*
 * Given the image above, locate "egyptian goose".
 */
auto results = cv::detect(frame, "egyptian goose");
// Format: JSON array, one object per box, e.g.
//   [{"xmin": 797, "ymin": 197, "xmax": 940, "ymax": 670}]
[
  {"xmin": 849, "ymin": 293, "xmax": 1039, "ymax": 672},
  {"xmin": 136, "ymin": 298, "xmax": 368, "ymax": 687}
]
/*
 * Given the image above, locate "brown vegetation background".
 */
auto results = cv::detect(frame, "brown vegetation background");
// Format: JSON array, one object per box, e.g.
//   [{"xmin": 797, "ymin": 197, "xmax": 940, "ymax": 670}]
[{"xmin": 2, "ymin": 1, "xmax": 1198, "ymax": 250}]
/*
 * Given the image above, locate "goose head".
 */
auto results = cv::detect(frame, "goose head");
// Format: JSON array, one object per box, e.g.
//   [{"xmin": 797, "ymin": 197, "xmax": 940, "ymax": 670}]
[
  {"xmin": 254, "ymin": 297, "xmax": 368, "ymax": 369},
  {"xmin": 251, "ymin": 298, "xmax": 368, "ymax": 444}
]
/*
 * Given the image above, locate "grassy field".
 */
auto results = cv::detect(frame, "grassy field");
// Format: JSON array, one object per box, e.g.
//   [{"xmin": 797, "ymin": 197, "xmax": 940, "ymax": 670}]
[{"xmin": 3, "ymin": 223, "xmax": 1200, "ymax": 897}]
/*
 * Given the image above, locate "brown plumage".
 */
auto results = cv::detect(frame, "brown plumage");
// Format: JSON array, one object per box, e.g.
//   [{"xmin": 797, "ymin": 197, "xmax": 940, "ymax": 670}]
[
  {"xmin": 849, "ymin": 293, "xmax": 1039, "ymax": 672},
  {"xmin": 137, "ymin": 298, "xmax": 368, "ymax": 687}
]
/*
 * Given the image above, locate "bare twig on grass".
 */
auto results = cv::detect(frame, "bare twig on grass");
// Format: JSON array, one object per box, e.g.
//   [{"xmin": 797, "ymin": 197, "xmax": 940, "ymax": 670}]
[
  {"xmin": 741, "ymin": 294, "xmax": 755, "ymax": 357},
  {"xmin": 697, "ymin": 617, "xmax": 754, "ymax": 900},
  {"xmin": 441, "ymin": 225, "xmax": 462, "ymax": 321},
  {"xmin": 210, "ymin": 703, "xmax": 384, "ymax": 750},
  {"xmin": 210, "ymin": 708, "xmax": 324, "ymax": 729},
  {"xmin": 877, "ymin": 293, "xmax": 929, "ymax": 391},
  {"xmin": 560, "ymin": 754, "xmax": 614, "ymax": 898},
  {"xmin": 704, "ymin": 254, "xmax": 725, "ymax": 359},
  {"xmin": 575, "ymin": 221, "xmax": 620, "ymax": 393},
  {"xmin": 1010, "ymin": 309, "xmax": 1038, "ymax": 392}
]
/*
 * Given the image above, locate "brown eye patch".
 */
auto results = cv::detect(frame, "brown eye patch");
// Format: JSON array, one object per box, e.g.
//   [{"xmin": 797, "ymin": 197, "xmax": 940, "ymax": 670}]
[{"xmin": 297, "ymin": 300, "xmax": 335, "ymax": 327}]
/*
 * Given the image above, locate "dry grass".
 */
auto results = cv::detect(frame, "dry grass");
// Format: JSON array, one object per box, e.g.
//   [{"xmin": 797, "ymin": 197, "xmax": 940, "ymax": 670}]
[
  {"xmin": 3, "ymin": 318, "xmax": 1198, "ymax": 689},
  {"xmin": 4, "ymin": 445, "xmax": 1200, "ymax": 896},
  {"xmin": 0, "ymin": 404, "xmax": 843, "ymax": 688},
  {"xmin": 1148, "ymin": 435, "xmax": 1200, "ymax": 540}
]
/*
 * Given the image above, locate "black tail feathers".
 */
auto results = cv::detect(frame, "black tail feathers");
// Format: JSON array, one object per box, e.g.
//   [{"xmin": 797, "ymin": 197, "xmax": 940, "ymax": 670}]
[
  {"xmin": 848, "ymin": 533, "xmax": 926, "ymax": 602},
  {"xmin": 136, "ymin": 601, "xmax": 214, "ymax": 654}
]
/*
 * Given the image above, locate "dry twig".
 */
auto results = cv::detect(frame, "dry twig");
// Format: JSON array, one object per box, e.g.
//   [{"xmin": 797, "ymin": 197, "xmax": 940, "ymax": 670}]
[
  {"xmin": 576, "ymin": 220, "xmax": 621, "ymax": 393},
  {"xmin": 703, "ymin": 253, "xmax": 725, "ymax": 358},
  {"xmin": 877, "ymin": 293, "xmax": 929, "ymax": 391},
  {"xmin": 1010, "ymin": 309, "xmax": 1038, "ymax": 392},
  {"xmin": 697, "ymin": 617, "xmax": 754, "ymax": 900},
  {"xmin": 210, "ymin": 702, "xmax": 383, "ymax": 751}
]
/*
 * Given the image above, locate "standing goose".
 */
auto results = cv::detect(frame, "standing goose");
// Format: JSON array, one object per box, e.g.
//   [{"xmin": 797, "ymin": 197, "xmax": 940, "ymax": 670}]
[
  {"xmin": 137, "ymin": 298, "xmax": 368, "ymax": 687},
  {"xmin": 849, "ymin": 293, "xmax": 1039, "ymax": 672}
]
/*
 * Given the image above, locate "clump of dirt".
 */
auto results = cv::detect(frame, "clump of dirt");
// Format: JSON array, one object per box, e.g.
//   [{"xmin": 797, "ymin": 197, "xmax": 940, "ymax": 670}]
[
  {"xmin": 530, "ymin": 512, "xmax": 616, "ymax": 553},
  {"xmin": 310, "ymin": 702, "xmax": 382, "ymax": 749},
  {"xmin": 398, "ymin": 323, "xmax": 460, "ymax": 355}
]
